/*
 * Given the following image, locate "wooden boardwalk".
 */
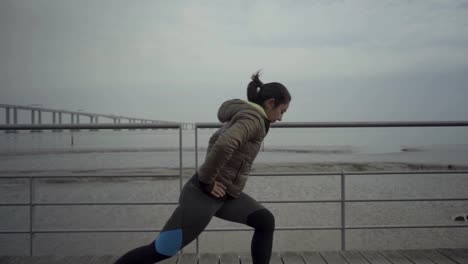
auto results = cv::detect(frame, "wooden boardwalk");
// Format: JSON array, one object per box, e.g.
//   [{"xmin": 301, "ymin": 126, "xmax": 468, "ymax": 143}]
[{"xmin": 0, "ymin": 249, "xmax": 467, "ymax": 264}]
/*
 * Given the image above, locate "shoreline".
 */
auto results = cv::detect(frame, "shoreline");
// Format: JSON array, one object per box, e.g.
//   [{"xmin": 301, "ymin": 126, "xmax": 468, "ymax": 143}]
[
  {"xmin": 2, "ymin": 143, "xmax": 468, "ymax": 157},
  {"xmin": 1, "ymin": 161, "xmax": 467, "ymax": 178}
]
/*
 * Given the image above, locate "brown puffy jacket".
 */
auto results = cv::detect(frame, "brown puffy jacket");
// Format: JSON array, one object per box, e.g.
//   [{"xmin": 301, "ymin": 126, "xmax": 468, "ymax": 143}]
[{"xmin": 197, "ymin": 99, "xmax": 270, "ymax": 198}]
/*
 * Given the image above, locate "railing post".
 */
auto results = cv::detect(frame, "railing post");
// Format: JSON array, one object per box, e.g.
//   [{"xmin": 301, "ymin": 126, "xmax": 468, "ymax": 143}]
[
  {"xmin": 341, "ymin": 170, "xmax": 346, "ymax": 251},
  {"xmin": 194, "ymin": 123, "xmax": 199, "ymax": 254},
  {"xmin": 179, "ymin": 124, "xmax": 183, "ymax": 191},
  {"xmin": 178, "ymin": 124, "xmax": 184, "ymax": 255},
  {"xmin": 29, "ymin": 176, "xmax": 34, "ymax": 256},
  {"xmin": 195, "ymin": 124, "xmax": 198, "ymax": 171}
]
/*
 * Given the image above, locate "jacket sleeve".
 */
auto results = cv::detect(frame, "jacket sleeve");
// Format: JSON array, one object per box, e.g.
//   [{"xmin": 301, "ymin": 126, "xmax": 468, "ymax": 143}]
[{"xmin": 197, "ymin": 114, "xmax": 261, "ymax": 185}]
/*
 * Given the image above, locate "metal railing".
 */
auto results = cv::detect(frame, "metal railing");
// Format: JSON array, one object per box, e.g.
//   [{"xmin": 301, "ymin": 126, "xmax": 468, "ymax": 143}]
[
  {"xmin": 194, "ymin": 121, "xmax": 468, "ymax": 251},
  {"xmin": 0, "ymin": 121, "xmax": 468, "ymax": 255},
  {"xmin": 0, "ymin": 123, "xmax": 183, "ymax": 256}
]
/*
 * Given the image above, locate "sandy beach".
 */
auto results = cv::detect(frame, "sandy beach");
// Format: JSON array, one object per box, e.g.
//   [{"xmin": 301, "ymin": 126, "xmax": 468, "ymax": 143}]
[
  {"xmin": 1, "ymin": 157, "xmax": 468, "ymax": 255},
  {"xmin": 1, "ymin": 134, "xmax": 468, "ymax": 255}
]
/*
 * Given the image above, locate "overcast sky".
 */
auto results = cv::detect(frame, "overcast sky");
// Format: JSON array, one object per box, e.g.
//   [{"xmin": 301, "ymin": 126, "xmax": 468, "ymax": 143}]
[{"xmin": 1, "ymin": 0, "xmax": 467, "ymax": 123}]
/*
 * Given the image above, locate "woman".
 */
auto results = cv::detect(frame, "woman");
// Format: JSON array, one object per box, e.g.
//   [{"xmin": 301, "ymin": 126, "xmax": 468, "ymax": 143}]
[{"xmin": 115, "ymin": 71, "xmax": 291, "ymax": 264}]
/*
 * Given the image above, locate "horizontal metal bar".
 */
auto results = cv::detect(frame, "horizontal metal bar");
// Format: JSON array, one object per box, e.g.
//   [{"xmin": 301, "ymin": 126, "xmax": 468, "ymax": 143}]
[
  {"xmin": 346, "ymin": 224, "xmax": 468, "ymax": 229},
  {"xmin": 206, "ymin": 225, "xmax": 468, "ymax": 231},
  {"xmin": 250, "ymin": 172, "xmax": 342, "ymax": 176},
  {"xmin": 204, "ymin": 227, "xmax": 340, "ymax": 231},
  {"xmin": 0, "ymin": 231, "xmax": 31, "ymax": 234},
  {"xmin": 1, "ymin": 170, "xmax": 466, "ymax": 179},
  {"xmin": 250, "ymin": 170, "xmax": 468, "ymax": 176},
  {"xmin": 16, "ymin": 227, "xmax": 342, "ymax": 234},
  {"xmin": 0, "ymin": 204, "xmax": 31, "ymax": 206},
  {"xmin": 341, "ymin": 170, "xmax": 468, "ymax": 175},
  {"xmin": 3, "ymin": 198, "xmax": 468, "ymax": 207},
  {"xmin": 0, "ymin": 174, "xmax": 180, "ymax": 179},
  {"xmin": 3, "ymin": 224, "xmax": 467, "ymax": 235},
  {"xmin": 31, "ymin": 202, "xmax": 179, "ymax": 206},
  {"xmin": 346, "ymin": 198, "xmax": 468, "ymax": 202},
  {"xmin": 258, "ymin": 200, "xmax": 340, "ymax": 204},
  {"xmin": 31, "ymin": 229, "xmax": 166, "ymax": 233},
  {"xmin": 0, "ymin": 123, "xmax": 181, "ymax": 130},
  {"xmin": 0, "ymin": 201, "xmax": 340, "ymax": 207},
  {"xmin": 196, "ymin": 121, "xmax": 468, "ymax": 129},
  {"xmin": 36, "ymin": 200, "xmax": 338, "ymax": 206}
]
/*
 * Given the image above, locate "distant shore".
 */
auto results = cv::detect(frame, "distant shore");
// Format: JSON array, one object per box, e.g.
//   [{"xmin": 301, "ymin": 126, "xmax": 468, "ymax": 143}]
[
  {"xmin": 1, "ymin": 161, "xmax": 467, "ymax": 178},
  {"xmin": 1, "ymin": 142, "xmax": 468, "ymax": 177}
]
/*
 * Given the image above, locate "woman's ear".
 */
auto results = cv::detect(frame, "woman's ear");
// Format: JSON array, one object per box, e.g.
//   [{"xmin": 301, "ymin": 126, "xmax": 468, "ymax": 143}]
[{"xmin": 264, "ymin": 98, "xmax": 276, "ymax": 110}]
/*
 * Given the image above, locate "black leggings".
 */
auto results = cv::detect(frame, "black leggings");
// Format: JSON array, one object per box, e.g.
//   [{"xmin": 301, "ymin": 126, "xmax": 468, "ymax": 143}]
[{"xmin": 114, "ymin": 174, "xmax": 275, "ymax": 264}]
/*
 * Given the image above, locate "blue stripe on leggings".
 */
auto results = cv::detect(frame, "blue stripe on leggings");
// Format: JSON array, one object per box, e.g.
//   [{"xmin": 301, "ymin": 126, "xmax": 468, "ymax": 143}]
[{"xmin": 155, "ymin": 229, "xmax": 183, "ymax": 256}]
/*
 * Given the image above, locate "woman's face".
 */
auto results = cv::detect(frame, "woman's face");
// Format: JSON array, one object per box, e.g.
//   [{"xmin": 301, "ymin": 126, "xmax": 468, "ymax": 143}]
[{"xmin": 264, "ymin": 99, "xmax": 289, "ymax": 123}]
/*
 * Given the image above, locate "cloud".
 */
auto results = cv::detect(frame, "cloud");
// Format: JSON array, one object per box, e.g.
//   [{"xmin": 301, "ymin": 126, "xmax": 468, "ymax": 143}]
[
  {"xmin": 458, "ymin": 1, "xmax": 468, "ymax": 8},
  {"xmin": 1, "ymin": 0, "xmax": 467, "ymax": 122}
]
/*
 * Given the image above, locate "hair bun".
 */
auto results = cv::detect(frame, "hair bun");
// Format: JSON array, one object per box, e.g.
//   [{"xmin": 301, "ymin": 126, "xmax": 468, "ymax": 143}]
[{"xmin": 251, "ymin": 71, "xmax": 264, "ymax": 89}]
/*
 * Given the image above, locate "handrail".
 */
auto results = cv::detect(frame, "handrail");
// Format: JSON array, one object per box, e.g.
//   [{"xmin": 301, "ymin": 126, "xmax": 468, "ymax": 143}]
[
  {"xmin": 0, "ymin": 123, "xmax": 180, "ymax": 130},
  {"xmin": 196, "ymin": 120, "xmax": 468, "ymax": 129}
]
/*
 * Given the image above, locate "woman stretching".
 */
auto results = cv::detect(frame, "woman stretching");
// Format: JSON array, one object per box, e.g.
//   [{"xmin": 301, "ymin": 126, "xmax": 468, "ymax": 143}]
[{"xmin": 115, "ymin": 71, "xmax": 291, "ymax": 264}]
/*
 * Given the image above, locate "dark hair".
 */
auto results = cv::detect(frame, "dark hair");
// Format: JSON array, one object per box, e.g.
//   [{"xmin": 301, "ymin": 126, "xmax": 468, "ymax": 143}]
[{"xmin": 247, "ymin": 70, "xmax": 291, "ymax": 108}]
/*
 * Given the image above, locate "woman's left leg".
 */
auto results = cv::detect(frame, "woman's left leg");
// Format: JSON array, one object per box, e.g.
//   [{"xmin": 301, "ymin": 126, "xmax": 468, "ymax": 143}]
[{"xmin": 214, "ymin": 193, "xmax": 275, "ymax": 264}]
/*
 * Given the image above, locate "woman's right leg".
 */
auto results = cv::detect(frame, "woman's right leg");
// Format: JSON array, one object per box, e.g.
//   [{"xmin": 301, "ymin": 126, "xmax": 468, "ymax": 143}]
[
  {"xmin": 114, "ymin": 176, "xmax": 224, "ymax": 264},
  {"xmin": 214, "ymin": 192, "xmax": 275, "ymax": 264}
]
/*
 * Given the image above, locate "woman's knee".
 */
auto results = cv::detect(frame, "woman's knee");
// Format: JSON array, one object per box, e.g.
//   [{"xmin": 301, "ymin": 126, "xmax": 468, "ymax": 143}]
[{"xmin": 247, "ymin": 208, "xmax": 275, "ymax": 231}]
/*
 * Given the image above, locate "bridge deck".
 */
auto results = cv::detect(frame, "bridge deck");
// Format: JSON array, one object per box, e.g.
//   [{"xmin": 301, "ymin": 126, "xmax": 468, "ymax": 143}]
[{"xmin": 0, "ymin": 249, "xmax": 467, "ymax": 264}]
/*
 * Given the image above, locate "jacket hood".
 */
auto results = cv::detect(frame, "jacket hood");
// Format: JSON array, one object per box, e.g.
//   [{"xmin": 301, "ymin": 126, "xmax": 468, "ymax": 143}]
[{"xmin": 217, "ymin": 99, "xmax": 268, "ymax": 123}]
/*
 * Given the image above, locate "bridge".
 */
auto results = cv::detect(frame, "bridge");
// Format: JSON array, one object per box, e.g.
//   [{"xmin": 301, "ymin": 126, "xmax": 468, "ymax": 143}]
[{"xmin": 0, "ymin": 104, "xmax": 194, "ymax": 131}]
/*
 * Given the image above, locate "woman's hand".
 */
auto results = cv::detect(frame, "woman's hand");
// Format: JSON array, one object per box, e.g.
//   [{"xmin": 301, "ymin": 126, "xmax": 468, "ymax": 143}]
[{"xmin": 210, "ymin": 181, "xmax": 227, "ymax": 198}]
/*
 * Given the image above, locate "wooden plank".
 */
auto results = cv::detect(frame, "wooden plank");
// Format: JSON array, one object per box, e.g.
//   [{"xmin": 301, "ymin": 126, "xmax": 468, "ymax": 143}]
[
  {"xmin": 20, "ymin": 256, "xmax": 50, "ymax": 264},
  {"xmin": 179, "ymin": 253, "xmax": 199, "ymax": 264},
  {"xmin": 103, "ymin": 255, "xmax": 171, "ymax": 264},
  {"xmin": 380, "ymin": 251, "xmax": 413, "ymax": 264},
  {"xmin": 281, "ymin": 252, "xmax": 304, "ymax": 264},
  {"xmin": 98, "ymin": 255, "xmax": 120, "ymax": 264},
  {"xmin": 302, "ymin": 252, "xmax": 326, "ymax": 264},
  {"xmin": 160, "ymin": 255, "xmax": 179, "ymax": 264},
  {"xmin": 1, "ymin": 250, "xmax": 467, "ymax": 264},
  {"xmin": 359, "ymin": 251, "xmax": 393, "ymax": 264},
  {"xmin": 0, "ymin": 255, "xmax": 173, "ymax": 264},
  {"xmin": 220, "ymin": 253, "xmax": 239, "ymax": 264},
  {"xmin": 0, "ymin": 256, "xmax": 89, "ymax": 264},
  {"xmin": 418, "ymin": 250, "xmax": 458, "ymax": 264},
  {"xmin": 340, "ymin": 251, "xmax": 371, "ymax": 264},
  {"xmin": 239, "ymin": 253, "xmax": 252, "ymax": 264},
  {"xmin": 270, "ymin": 252, "xmax": 283, "ymax": 264},
  {"xmin": 0, "ymin": 256, "xmax": 14, "ymax": 264},
  {"xmin": 73, "ymin": 256, "xmax": 94, "ymax": 264},
  {"xmin": 29, "ymin": 255, "xmax": 79, "ymax": 264},
  {"xmin": 438, "ymin": 249, "xmax": 468, "ymax": 264},
  {"xmin": 399, "ymin": 250, "xmax": 434, "ymax": 264},
  {"xmin": 5, "ymin": 256, "xmax": 47, "ymax": 264},
  {"xmin": 0, "ymin": 256, "xmax": 24, "ymax": 264},
  {"xmin": 83, "ymin": 255, "xmax": 109, "ymax": 264},
  {"xmin": 320, "ymin": 251, "xmax": 348, "ymax": 264},
  {"xmin": 199, "ymin": 253, "xmax": 219, "ymax": 264}
]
